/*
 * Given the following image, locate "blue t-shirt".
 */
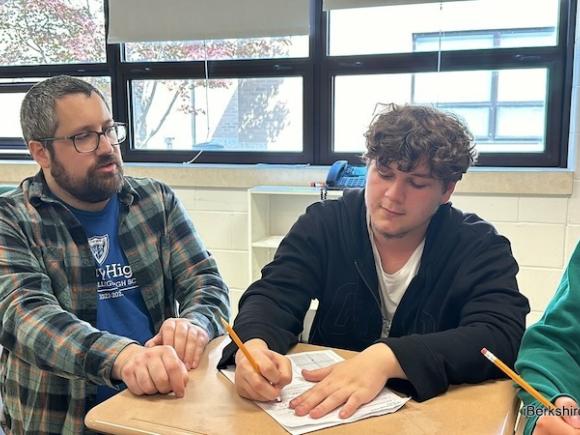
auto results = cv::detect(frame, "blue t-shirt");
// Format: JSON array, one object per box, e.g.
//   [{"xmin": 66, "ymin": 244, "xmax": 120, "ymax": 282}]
[{"xmin": 69, "ymin": 195, "xmax": 155, "ymax": 404}]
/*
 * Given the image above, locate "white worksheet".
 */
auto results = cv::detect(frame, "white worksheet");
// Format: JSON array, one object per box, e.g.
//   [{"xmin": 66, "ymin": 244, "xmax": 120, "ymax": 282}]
[{"xmin": 221, "ymin": 350, "xmax": 409, "ymax": 434}]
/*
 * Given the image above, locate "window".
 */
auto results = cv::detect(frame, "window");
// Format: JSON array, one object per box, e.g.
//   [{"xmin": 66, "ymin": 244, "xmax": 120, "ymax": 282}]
[
  {"xmin": 0, "ymin": 77, "xmax": 111, "ymax": 156},
  {"xmin": 0, "ymin": 0, "xmax": 106, "ymax": 66},
  {"xmin": 0, "ymin": 0, "xmax": 575, "ymax": 167},
  {"xmin": 130, "ymin": 77, "xmax": 303, "ymax": 152},
  {"xmin": 335, "ymin": 67, "xmax": 548, "ymax": 154},
  {"xmin": 0, "ymin": 0, "xmax": 110, "ymax": 158},
  {"xmin": 324, "ymin": 0, "xmax": 570, "ymax": 167},
  {"xmin": 124, "ymin": 37, "xmax": 309, "ymax": 62},
  {"xmin": 413, "ymin": 29, "xmax": 551, "ymax": 152},
  {"xmin": 329, "ymin": 2, "xmax": 558, "ymax": 56}
]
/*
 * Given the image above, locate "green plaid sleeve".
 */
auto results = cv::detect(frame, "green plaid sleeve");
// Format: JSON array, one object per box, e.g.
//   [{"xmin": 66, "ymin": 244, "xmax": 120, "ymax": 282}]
[
  {"xmin": 0, "ymin": 198, "xmax": 134, "ymax": 387},
  {"xmin": 162, "ymin": 185, "xmax": 230, "ymax": 338}
]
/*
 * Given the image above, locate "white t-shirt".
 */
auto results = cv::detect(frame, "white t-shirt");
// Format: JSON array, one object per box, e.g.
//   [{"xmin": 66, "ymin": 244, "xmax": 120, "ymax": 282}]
[{"xmin": 367, "ymin": 213, "xmax": 425, "ymax": 337}]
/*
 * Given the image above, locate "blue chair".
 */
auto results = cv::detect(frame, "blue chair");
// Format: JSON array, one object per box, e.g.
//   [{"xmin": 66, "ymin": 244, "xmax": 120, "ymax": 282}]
[{"xmin": 0, "ymin": 185, "xmax": 16, "ymax": 196}]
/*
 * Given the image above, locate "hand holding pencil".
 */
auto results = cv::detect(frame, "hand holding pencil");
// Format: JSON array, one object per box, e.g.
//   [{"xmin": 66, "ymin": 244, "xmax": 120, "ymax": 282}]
[
  {"xmin": 221, "ymin": 318, "xmax": 292, "ymax": 402},
  {"xmin": 482, "ymin": 348, "xmax": 580, "ymax": 433},
  {"xmin": 220, "ymin": 318, "xmax": 261, "ymax": 374},
  {"xmin": 481, "ymin": 348, "xmax": 556, "ymax": 410}
]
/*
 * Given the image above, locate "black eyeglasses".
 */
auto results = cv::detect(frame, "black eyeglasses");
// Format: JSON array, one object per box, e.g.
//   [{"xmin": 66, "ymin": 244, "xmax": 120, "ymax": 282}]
[{"xmin": 35, "ymin": 123, "xmax": 127, "ymax": 153}]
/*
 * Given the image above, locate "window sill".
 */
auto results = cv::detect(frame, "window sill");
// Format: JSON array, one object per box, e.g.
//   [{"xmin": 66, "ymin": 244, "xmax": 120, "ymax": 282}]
[{"xmin": 0, "ymin": 161, "xmax": 573, "ymax": 196}]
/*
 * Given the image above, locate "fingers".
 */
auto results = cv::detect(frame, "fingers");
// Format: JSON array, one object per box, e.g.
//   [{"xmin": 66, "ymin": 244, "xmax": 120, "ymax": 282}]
[
  {"xmin": 161, "ymin": 350, "xmax": 189, "ymax": 397},
  {"xmin": 310, "ymin": 389, "xmax": 366, "ymax": 419},
  {"xmin": 555, "ymin": 397, "xmax": 580, "ymax": 429},
  {"xmin": 291, "ymin": 383, "xmax": 369, "ymax": 420},
  {"xmin": 339, "ymin": 391, "xmax": 365, "ymax": 419},
  {"xmin": 291, "ymin": 382, "xmax": 336, "ymax": 417},
  {"xmin": 290, "ymin": 354, "xmax": 388, "ymax": 419},
  {"xmin": 301, "ymin": 389, "xmax": 347, "ymax": 418},
  {"xmin": 145, "ymin": 333, "xmax": 161, "ymax": 348},
  {"xmin": 259, "ymin": 350, "xmax": 292, "ymax": 387},
  {"xmin": 124, "ymin": 369, "xmax": 145, "ymax": 396},
  {"xmin": 184, "ymin": 335, "xmax": 197, "ymax": 370},
  {"xmin": 236, "ymin": 368, "xmax": 283, "ymax": 401},
  {"xmin": 173, "ymin": 321, "xmax": 189, "ymax": 362},
  {"xmin": 301, "ymin": 366, "xmax": 332, "ymax": 383},
  {"xmin": 138, "ymin": 357, "xmax": 166, "ymax": 394},
  {"xmin": 566, "ymin": 414, "xmax": 580, "ymax": 429},
  {"xmin": 147, "ymin": 318, "xmax": 209, "ymax": 369},
  {"xmin": 120, "ymin": 345, "xmax": 189, "ymax": 398},
  {"xmin": 290, "ymin": 366, "xmax": 334, "ymax": 413},
  {"xmin": 161, "ymin": 318, "xmax": 177, "ymax": 350},
  {"xmin": 234, "ymin": 347, "xmax": 291, "ymax": 402},
  {"xmin": 535, "ymin": 415, "xmax": 579, "ymax": 435},
  {"xmin": 187, "ymin": 327, "xmax": 209, "ymax": 369}
]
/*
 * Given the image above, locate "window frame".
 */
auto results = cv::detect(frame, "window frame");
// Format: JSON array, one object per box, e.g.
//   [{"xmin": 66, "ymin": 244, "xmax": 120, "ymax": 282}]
[
  {"xmin": 411, "ymin": 28, "xmax": 552, "ymax": 146},
  {"xmin": 0, "ymin": 0, "xmax": 576, "ymax": 168},
  {"xmin": 0, "ymin": 81, "xmax": 30, "ymax": 155},
  {"xmin": 319, "ymin": 0, "xmax": 576, "ymax": 167}
]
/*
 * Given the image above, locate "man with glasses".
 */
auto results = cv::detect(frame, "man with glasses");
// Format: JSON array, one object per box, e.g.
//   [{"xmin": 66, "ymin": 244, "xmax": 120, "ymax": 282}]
[{"xmin": 0, "ymin": 75, "xmax": 230, "ymax": 433}]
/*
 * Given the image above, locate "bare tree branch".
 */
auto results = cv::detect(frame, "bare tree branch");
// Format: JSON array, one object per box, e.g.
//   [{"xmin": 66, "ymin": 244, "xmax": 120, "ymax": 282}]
[
  {"xmin": 139, "ymin": 81, "xmax": 158, "ymax": 126},
  {"xmin": 142, "ymin": 89, "xmax": 180, "ymax": 148}
]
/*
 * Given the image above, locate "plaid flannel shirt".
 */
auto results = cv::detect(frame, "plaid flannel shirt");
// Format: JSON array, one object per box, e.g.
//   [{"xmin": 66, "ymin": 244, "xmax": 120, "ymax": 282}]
[{"xmin": 0, "ymin": 173, "xmax": 230, "ymax": 434}]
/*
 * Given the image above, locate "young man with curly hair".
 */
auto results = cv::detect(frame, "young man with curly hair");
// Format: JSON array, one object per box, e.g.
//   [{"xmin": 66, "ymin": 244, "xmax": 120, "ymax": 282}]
[{"xmin": 219, "ymin": 104, "xmax": 529, "ymax": 419}]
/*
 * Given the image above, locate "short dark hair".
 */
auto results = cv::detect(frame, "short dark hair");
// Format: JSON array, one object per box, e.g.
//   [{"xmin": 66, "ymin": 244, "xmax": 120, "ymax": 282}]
[
  {"xmin": 20, "ymin": 75, "xmax": 108, "ymax": 147},
  {"xmin": 363, "ymin": 103, "xmax": 477, "ymax": 185}
]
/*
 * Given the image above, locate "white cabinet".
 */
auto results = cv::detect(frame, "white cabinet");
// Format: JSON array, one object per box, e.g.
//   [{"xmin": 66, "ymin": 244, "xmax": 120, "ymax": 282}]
[{"xmin": 247, "ymin": 186, "xmax": 342, "ymax": 340}]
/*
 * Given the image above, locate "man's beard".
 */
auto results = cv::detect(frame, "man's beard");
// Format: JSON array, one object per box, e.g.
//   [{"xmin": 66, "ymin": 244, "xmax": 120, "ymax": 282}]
[{"xmin": 51, "ymin": 154, "xmax": 124, "ymax": 203}]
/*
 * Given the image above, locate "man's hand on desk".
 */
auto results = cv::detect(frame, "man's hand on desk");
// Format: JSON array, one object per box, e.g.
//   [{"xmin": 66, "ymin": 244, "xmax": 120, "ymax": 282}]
[
  {"xmin": 145, "ymin": 318, "xmax": 209, "ymax": 369},
  {"xmin": 112, "ymin": 344, "xmax": 189, "ymax": 398},
  {"xmin": 534, "ymin": 397, "xmax": 580, "ymax": 435},
  {"xmin": 289, "ymin": 343, "xmax": 405, "ymax": 419},
  {"xmin": 234, "ymin": 338, "xmax": 292, "ymax": 401}
]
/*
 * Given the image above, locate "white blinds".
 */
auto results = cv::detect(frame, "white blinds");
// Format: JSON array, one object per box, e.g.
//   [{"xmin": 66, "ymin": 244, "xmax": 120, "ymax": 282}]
[
  {"xmin": 108, "ymin": 0, "xmax": 310, "ymax": 43},
  {"xmin": 323, "ymin": 0, "xmax": 470, "ymax": 10}
]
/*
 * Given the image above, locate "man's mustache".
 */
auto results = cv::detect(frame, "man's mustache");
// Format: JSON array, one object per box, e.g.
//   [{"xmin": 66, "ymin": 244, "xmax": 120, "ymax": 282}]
[{"xmin": 94, "ymin": 156, "xmax": 122, "ymax": 170}]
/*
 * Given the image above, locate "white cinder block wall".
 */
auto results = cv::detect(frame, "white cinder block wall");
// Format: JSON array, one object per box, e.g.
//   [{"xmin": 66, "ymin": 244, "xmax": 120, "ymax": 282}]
[
  {"xmin": 451, "ymin": 194, "xmax": 569, "ymax": 326},
  {"xmin": 172, "ymin": 188, "xmax": 250, "ymax": 320}
]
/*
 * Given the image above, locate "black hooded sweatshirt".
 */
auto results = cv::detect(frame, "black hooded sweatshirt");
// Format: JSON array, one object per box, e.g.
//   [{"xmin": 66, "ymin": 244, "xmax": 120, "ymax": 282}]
[{"xmin": 219, "ymin": 189, "xmax": 529, "ymax": 401}]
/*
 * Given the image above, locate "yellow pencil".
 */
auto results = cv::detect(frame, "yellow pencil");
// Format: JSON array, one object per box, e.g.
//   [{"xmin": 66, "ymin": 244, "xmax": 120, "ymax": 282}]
[
  {"xmin": 220, "ymin": 317, "xmax": 261, "ymax": 375},
  {"xmin": 481, "ymin": 347, "xmax": 556, "ymax": 410}
]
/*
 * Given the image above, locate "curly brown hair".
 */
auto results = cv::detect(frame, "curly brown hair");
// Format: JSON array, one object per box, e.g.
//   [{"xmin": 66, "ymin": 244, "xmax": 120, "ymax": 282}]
[{"xmin": 363, "ymin": 103, "xmax": 477, "ymax": 186}]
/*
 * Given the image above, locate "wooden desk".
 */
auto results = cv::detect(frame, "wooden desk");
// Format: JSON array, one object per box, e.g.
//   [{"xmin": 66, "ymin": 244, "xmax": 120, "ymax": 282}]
[{"xmin": 86, "ymin": 337, "xmax": 520, "ymax": 435}]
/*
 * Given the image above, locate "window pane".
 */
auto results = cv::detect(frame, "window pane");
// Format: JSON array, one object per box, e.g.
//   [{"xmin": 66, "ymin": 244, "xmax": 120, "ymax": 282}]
[
  {"xmin": 414, "ymin": 71, "xmax": 492, "ymax": 103},
  {"xmin": 414, "ymin": 33, "xmax": 494, "ymax": 52},
  {"xmin": 125, "ymin": 36, "xmax": 308, "ymax": 62},
  {"xmin": 498, "ymin": 69, "xmax": 547, "ymax": 101},
  {"xmin": 499, "ymin": 30, "xmax": 555, "ymax": 48},
  {"xmin": 335, "ymin": 74, "xmax": 413, "ymax": 153},
  {"xmin": 131, "ymin": 77, "xmax": 303, "ymax": 152},
  {"xmin": 446, "ymin": 107, "xmax": 490, "ymax": 138},
  {"xmin": 81, "ymin": 76, "xmax": 113, "ymax": 109},
  {"xmin": 0, "ymin": 93, "xmax": 25, "ymax": 138},
  {"xmin": 0, "ymin": 0, "xmax": 106, "ymax": 66},
  {"xmin": 329, "ymin": 0, "xmax": 559, "ymax": 56},
  {"xmin": 0, "ymin": 76, "xmax": 111, "ymax": 155},
  {"xmin": 0, "ymin": 76, "xmax": 111, "ymax": 107},
  {"xmin": 496, "ymin": 107, "xmax": 545, "ymax": 138},
  {"xmin": 334, "ymin": 70, "xmax": 547, "ymax": 153}
]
